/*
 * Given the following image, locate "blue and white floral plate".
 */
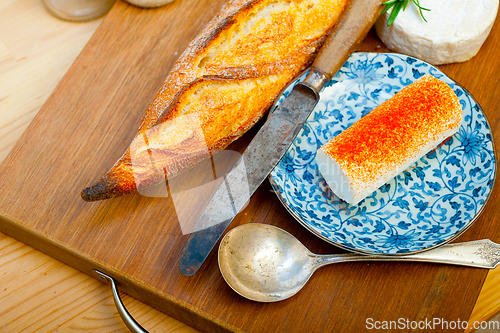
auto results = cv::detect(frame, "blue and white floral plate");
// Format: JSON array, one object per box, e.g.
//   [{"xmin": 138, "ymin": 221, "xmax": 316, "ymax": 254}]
[{"xmin": 269, "ymin": 52, "xmax": 496, "ymax": 255}]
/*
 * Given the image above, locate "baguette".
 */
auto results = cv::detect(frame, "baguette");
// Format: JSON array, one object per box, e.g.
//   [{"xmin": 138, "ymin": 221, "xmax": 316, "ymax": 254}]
[{"xmin": 81, "ymin": 0, "xmax": 350, "ymax": 201}]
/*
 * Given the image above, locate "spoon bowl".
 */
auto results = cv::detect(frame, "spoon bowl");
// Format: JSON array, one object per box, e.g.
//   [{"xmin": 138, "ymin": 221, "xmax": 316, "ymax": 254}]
[
  {"xmin": 218, "ymin": 223, "xmax": 500, "ymax": 302},
  {"xmin": 218, "ymin": 223, "xmax": 316, "ymax": 302}
]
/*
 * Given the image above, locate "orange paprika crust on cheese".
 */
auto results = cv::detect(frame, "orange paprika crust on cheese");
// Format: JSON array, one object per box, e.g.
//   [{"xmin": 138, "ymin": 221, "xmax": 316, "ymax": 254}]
[{"xmin": 319, "ymin": 74, "xmax": 463, "ymax": 204}]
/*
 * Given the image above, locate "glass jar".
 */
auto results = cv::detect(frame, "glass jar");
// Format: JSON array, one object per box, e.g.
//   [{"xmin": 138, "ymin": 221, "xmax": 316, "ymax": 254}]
[{"xmin": 42, "ymin": 0, "xmax": 116, "ymax": 22}]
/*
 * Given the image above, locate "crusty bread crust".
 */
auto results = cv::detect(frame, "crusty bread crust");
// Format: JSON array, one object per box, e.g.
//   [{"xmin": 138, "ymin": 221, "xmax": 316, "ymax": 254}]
[{"xmin": 81, "ymin": 0, "xmax": 349, "ymax": 201}]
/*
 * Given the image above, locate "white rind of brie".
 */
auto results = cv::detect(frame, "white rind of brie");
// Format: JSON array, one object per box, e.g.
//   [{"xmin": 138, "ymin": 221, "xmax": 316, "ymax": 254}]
[{"xmin": 375, "ymin": 0, "xmax": 499, "ymax": 65}]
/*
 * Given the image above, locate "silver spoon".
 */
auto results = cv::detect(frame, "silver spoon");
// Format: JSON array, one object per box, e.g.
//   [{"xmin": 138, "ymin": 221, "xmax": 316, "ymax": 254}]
[{"xmin": 218, "ymin": 223, "xmax": 500, "ymax": 302}]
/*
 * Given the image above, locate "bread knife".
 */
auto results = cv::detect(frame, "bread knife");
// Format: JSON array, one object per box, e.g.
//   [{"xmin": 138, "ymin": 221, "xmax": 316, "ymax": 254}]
[{"xmin": 179, "ymin": 0, "xmax": 386, "ymax": 276}]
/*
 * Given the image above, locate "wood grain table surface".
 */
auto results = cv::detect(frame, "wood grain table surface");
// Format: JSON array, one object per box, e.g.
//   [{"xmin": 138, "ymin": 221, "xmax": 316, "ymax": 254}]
[
  {"xmin": 0, "ymin": 0, "xmax": 197, "ymax": 332},
  {"xmin": 0, "ymin": 0, "xmax": 499, "ymax": 332}
]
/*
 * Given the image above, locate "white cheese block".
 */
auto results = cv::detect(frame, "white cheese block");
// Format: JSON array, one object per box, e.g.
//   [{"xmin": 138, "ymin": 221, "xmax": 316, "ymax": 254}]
[
  {"xmin": 375, "ymin": 0, "xmax": 499, "ymax": 65},
  {"xmin": 316, "ymin": 75, "xmax": 463, "ymax": 206},
  {"xmin": 316, "ymin": 126, "xmax": 458, "ymax": 205}
]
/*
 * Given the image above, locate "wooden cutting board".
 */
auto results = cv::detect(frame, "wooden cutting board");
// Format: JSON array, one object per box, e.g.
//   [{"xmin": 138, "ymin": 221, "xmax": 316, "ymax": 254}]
[{"xmin": 1, "ymin": 1, "xmax": 499, "ymax": 332}]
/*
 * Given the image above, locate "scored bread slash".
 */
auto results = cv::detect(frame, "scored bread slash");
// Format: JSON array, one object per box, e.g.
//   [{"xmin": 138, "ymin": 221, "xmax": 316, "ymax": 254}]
[{"xmin": 316, "ymin": 74, "xmax": 463, "ymax": 206}]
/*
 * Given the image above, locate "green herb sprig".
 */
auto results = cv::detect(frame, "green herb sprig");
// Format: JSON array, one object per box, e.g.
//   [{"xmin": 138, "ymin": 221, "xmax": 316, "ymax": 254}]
[{"xmin": 382, "ymin": 0, "xmax": 430, "ymax": 26}]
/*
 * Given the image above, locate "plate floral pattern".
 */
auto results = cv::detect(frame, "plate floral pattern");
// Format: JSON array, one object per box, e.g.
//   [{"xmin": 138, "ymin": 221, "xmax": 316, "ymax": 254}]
[{"xmin": 269, "ymin": 52, "xmax": 496, "ymax": 255}]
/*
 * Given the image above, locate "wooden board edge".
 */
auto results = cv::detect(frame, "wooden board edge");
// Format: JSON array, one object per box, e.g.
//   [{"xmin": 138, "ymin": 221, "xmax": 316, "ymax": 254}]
[{"xmin": 0, "ymin": 212, "xmax": 242, "ymax": 333}]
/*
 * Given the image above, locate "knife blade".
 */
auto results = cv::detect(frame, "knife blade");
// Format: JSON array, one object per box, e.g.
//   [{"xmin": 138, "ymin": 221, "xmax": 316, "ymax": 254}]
[{"xmin": 179, "ymin": 0, "xmax": 386, "ymax": 276}]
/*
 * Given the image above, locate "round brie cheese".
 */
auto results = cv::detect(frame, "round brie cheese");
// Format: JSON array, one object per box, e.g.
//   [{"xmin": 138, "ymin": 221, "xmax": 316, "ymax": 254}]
[
  {"xmin": 375, "ymin": 0, "xmax": 499, "ymax": 65},
  {"xmin": 125, "ymin": 0, "xmax": 176, "ymax": 7}
]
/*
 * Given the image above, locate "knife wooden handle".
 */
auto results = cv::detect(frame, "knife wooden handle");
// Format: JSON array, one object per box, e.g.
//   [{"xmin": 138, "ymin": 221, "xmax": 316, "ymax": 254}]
[{"xmin": 311, "ymin": 0, "xmax": 385, "ymax": 80}]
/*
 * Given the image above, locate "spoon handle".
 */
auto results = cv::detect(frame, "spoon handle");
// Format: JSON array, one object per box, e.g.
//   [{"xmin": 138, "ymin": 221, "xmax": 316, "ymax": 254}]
[{"xmin": 313, "ymin": 239, "xmax": 500, "ymax": 269}]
